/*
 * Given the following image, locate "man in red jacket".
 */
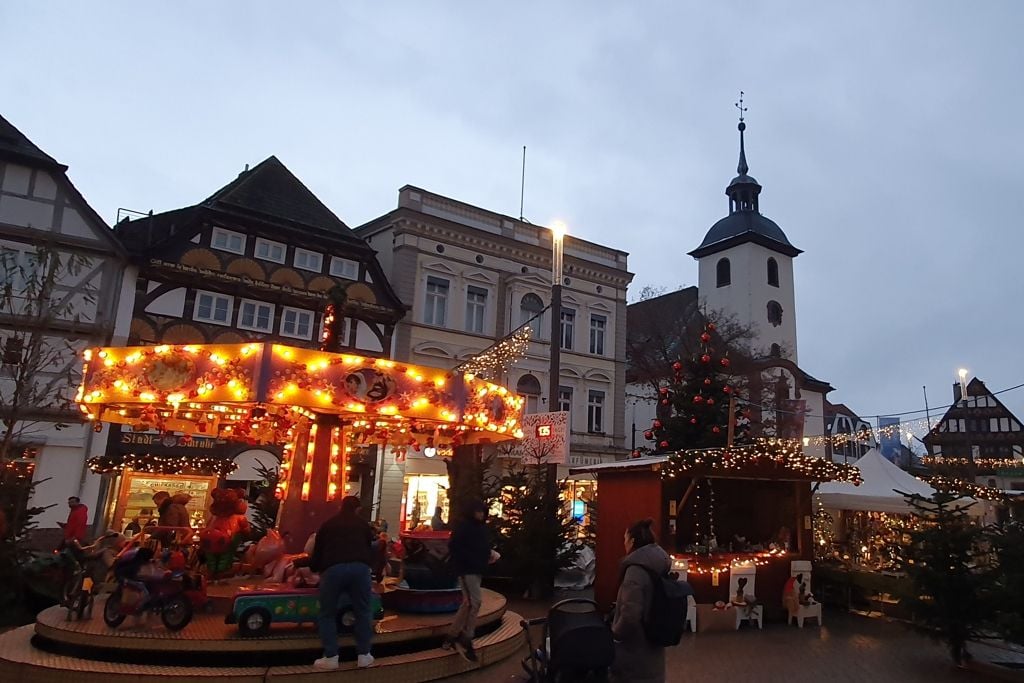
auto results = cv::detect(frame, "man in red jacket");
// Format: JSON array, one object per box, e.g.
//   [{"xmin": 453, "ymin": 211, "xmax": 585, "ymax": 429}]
[{"xmin": 59, "ymin": 496, "xmax": 88, "ymax": 547}]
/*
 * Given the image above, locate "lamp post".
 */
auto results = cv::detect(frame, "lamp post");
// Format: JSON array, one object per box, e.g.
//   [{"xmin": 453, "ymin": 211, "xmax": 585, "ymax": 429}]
[{"xmin": 548, "ymin": 221, "xmax": 566, "ymax": 412}]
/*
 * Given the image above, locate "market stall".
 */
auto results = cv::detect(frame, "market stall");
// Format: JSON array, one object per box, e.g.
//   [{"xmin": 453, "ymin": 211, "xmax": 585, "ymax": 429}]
[{"xmin": 571, "ymin": 442, "xmax": 861, "ymax": 619}]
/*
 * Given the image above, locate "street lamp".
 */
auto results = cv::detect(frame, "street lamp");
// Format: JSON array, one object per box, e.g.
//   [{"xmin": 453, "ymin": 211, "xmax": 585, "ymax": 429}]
[{"xmin": 548, "ymin": 221, "xmax": 567, "ymax": 412}]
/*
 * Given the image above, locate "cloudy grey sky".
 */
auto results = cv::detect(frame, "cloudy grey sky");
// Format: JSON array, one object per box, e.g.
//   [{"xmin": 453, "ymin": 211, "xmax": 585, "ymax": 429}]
[{"xmin": 3, "ymin": 1, "xmax": 1023, "ymax": 439}]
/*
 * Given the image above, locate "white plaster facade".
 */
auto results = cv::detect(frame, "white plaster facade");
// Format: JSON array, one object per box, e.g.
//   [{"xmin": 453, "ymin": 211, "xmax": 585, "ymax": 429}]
[
  {"xmin": 357, "ymin": 186, "xmax": 633, "ymax": 527},
  {"xmin": 0, "ymin": 115, "xmax": 135, "ymax": 536}
]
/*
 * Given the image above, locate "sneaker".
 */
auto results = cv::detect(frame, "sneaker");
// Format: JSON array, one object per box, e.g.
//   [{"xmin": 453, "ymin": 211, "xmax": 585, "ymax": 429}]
[
  {"xmin": 313, "ymin": 655, "xmax": 339, "ymax": 670},
  {"xmin": 357, "ymin": 654, "xmax": 375, "ymax": 668},
  {"xmin": 455, "ymin": 636, "xmax": 478, "ymax": 663}
]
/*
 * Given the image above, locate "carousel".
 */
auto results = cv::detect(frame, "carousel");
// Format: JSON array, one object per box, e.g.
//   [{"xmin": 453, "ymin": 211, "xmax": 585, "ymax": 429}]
[{"xmin": 0, "ymin": 342, "xmax": 526, "ymax": 681}]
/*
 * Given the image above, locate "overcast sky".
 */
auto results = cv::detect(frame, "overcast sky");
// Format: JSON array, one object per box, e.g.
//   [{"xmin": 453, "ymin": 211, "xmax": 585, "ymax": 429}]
[{"xmin": 3, "ymin": 2, "xmax": 1023, "ymax": 440}]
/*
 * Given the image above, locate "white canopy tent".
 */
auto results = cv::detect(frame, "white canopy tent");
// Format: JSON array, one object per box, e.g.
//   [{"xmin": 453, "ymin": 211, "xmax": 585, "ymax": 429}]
[{"xmin": 816, "ymin": 449, "xmax": 939, "ymax": 514}]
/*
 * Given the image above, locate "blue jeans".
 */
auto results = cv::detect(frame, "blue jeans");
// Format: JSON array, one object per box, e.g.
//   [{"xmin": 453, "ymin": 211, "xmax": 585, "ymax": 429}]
[{"xmin": 317, "ymin": 562, "xmax": 373, "ymax": 657}]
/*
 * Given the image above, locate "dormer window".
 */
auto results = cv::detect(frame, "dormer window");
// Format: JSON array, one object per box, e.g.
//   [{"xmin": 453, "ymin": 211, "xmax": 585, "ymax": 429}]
[
  {"xmin": 716, "ymin": 258, "xmax": 731, "ymax": 287},
  {"xmin": 767, "ymin": 257, "xmax": 779, "ymax": 287}
]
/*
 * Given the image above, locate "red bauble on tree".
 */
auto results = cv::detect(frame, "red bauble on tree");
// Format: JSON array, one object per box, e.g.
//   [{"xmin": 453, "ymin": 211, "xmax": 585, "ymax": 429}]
[
  {"xmin": 706, "ymin": 398, "xmax": 715, "ymax": 406},
  {"xmin": 704, "ymin": 378, "xmax": 712, "ymax": 386},
  {"xmin": 672, "ymin": 361, "xmax": 683, "ymax": 372},
  {"xmin": 690, "ymin": 418, "xmax": 698, "ymax": 425},
  {"xmin": 707, "ymin": 323, "xmax": 716, "ymax": 332},
  {"xmin": 720, "ymin": 357, "xmax": 730, "ymax": 368},
  {"xmin": 693, "ymin": 395, "xmax": 704, "ymax": 404},
  {"xmin": 653, "ymin": 420, "xmax": 663, "ymax": 429},
  {"xmin": 701, "ymin": 354, "xmax": 712, "ymax": 364},
  {"xmin": 712, "ymin": 426, "xmax": 721, "ymax": 433},
  {"xmin": 659, "ymin": 441, "xmax": 670, "ymax": 449},
  {"xmin": 659, "ymin": 386, "xmax": 669, "ymax": 395},
  {"xmin": 644, "ymin": 430, "xmax": 654, "ymax": 440},
  {"xmin": 700, "ymin": 332, "xmax": 712, "ymax": 343},
  {"xmin": 723, "ymin": 385, "xmax": 732, "ymax": 394}
]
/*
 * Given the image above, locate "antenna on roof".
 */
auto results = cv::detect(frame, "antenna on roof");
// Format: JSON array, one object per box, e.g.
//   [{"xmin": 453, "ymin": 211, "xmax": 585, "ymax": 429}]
[{"xmin": 519, "ymin": 146, "xmax": 526, "ymax": 222}]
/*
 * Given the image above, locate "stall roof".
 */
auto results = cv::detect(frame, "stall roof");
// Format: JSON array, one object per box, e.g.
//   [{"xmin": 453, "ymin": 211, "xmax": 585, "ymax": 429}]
[
  {"xmin": 569, "ymin": 456, "xmax": 667, "ymax": 475},
  {"xmin": 817, "ymin": 449, "xmax": 936, "ymax": 513}
]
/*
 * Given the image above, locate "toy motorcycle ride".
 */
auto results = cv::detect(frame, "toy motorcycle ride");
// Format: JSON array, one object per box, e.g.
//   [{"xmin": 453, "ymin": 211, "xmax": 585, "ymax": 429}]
[
  {"xmin": 60, "ymin": 532, "xmax": 125, "ymax": 621},
  {"xmin": 103, "ymin": 546, "xmax": 203, "ymax": 632}
]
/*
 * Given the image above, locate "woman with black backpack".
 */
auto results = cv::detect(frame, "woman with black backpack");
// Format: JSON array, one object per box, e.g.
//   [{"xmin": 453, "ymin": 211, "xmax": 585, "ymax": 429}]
[{"xmin": 611, "ymin": 518, "xmax": 673, "ymax": 683}]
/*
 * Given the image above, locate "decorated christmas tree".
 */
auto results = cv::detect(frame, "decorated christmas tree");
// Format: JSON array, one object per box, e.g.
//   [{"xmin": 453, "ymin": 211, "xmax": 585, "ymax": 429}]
[{"xmin": 644, "ymin": 321, "xmax": 749, "ymax": 454}]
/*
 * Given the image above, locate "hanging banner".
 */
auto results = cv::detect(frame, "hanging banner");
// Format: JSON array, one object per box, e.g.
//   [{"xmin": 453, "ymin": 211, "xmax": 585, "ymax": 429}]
[{"xmin": 516, "ymin": 411, "xmax": 570, "ymax": 464}]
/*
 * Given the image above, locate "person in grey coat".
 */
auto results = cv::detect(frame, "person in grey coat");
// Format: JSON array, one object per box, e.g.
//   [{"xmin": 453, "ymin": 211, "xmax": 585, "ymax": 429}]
[{"xmin": 611, "ymin": 518, "xmax": 672, "ymax": 683}]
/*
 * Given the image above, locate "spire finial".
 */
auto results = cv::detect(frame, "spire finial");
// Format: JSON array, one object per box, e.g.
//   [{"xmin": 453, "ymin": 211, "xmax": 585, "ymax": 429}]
[{"xmin": 734, "ymin": 91, "xmax": 748, "ymax": 175}]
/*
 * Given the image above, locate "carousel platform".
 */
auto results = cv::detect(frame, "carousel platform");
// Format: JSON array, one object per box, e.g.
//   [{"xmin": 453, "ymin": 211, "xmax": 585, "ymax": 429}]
[{"xmin": 0, "ymin": 589, "xmax": 523, "ymax": 682}]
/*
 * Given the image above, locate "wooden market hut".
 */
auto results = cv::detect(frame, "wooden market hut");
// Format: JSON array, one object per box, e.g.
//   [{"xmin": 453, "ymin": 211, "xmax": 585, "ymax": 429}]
[{"xmin": 571, "ymin": 445, "xmax": 860, "ymax": 619}]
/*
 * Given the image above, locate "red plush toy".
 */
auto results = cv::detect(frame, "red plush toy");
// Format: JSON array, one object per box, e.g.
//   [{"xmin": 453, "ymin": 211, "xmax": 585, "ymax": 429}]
[{"xmin": 200, "ymin": 488, "xmax": 251, "ymax": 578}]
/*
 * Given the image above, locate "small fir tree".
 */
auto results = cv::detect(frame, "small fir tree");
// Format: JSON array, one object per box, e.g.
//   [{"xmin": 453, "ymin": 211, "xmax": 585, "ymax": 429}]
[
  {"xmin": 248, "ymin": 459, "xmax": 281, "ymax": 540},
  {"xmin": 895, "ymin": 492, "xmax": 995, "ymax": 665},
  {"xmin": 989, "ymin": 519, "xmax": 1024, "ymax": 645}
]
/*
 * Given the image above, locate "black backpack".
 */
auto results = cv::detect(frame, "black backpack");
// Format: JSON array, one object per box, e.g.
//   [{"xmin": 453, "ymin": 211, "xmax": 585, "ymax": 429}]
[{"xmin": 635, "ymin": 565, "xmax": 693, "ymax": 647}]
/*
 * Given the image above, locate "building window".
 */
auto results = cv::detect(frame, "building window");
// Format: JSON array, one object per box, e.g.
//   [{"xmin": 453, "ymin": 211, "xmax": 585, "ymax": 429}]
[
  {"xmin": 589, "ymin": 314, "xmax": 606, "ymax": 355},
  {"xmin": 716, "ymin": 258, "xmax": 730, "ymax": 287},
  {"xmin": 560, "ymin": 308, "xmax": 575, "ymax": 351},
  {"xmin": 238, "ymin": 300, "xmax": 274, "ymax": 332},
  {"xmin": 330, "ymin": 257, "xmax": 359, "ymax": 280},
  {"xmin": 587, "ymin": 390, "xmax": 605, "ymax": 433},
  {"xmin": 767, "ymin": 257, "xmax": 779, "ymax": 287},
  {"xmin": 0, "ymin": 247, "xmax": 40, "ymax": 292},
  {"xmin": 767, "ymin": 300, "xmax": 783, "ymax": 327},
  {"xmin": 424, "ymin": 276, "xmax": 449, "ymax": 326},
  {"xmin": 558, "ymin": 386, "xmax": 573, "ymax": 414},
  {"xmin": 520, "ymin": 293, "xmax": 545, "ymax": 340},
  {"xmin": 211, "ymin": 227, "xmax": 246, "ymax": 255},
  {"xmin": 465, "ymin": 285, "xmax": 487, "ymax": 334},
  {"xmin": 293, "ymin": 248, "xmax": 323, "ymax": 273},
  {"xmin": 280, "ymin": 307, "xmax": 314, "ymax": 339},
  {"xmin": 254, "ymin": 238, "xmax": 285, "ymax": 264},
  {"xmin": 770, "ymin": 343, "xmax": 782, "ymax": 357},
  {"xmin": 194, "ymin": 291, "xmax": 233, "ymax": 325},
  {"xmin": 517, "ymin": 374, "xmax": 543, "ymax": 414}
]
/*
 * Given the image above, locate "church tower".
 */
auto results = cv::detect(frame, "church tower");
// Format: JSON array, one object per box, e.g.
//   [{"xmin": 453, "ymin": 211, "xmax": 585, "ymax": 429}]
[{"xmin": 689, "ymin": 98, "xmax": 802, "ymax": 363}]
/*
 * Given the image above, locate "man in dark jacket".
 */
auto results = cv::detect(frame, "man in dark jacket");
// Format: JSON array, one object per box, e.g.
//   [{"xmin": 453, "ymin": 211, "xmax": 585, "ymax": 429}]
[
  {"xmin": 443, "ymin": 499, "xmax": 491, "ymax": 662},
  {"xmin": 311, "ymin": 495, "xmax": 376, "ymax": 670}
]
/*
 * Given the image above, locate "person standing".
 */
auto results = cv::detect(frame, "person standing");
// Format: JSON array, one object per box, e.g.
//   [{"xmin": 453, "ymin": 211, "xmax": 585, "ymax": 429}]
[
  {"xmin": 611, "ymin": 518, "xmax": 672, "ymax": 683},
  {"xmin": 443, "ymin": 499, "xmax": 491, "ymax": 662},
  {"xmin": 59, "ymin": 496, "xmax": 88, "ymax": 547},
  {"xmin": 123, "ymin": 517, "xmax": 142, "ymax": 535},
  {"xmin": 311, "ymin": 495, "xmax": 376, "ymax": 670},
  {"xmin": 430, "ymin": 506, "xmax": 447, "ymax": 531}
]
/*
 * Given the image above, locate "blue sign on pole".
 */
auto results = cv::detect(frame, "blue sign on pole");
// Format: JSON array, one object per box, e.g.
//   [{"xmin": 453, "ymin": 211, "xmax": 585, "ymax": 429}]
[{"xmin": 878, "ymin": 416, "xmax": 902, "ymax": 465}]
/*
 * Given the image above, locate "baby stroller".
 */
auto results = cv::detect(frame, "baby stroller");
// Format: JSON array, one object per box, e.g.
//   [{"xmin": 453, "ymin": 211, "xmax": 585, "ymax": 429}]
[{"xmin": 521, "ymin": 598, "xmax": 614, "ymax": 682}]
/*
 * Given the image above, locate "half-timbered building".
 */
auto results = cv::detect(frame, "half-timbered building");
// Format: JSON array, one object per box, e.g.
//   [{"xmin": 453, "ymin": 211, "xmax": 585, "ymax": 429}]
[
  {"xmin": 101, "ymin": 157, "xmax": 406, "ymax": 530},
  {"xmin": 0, "ymin": 114, "xmax": 134, "ymax": 541}
]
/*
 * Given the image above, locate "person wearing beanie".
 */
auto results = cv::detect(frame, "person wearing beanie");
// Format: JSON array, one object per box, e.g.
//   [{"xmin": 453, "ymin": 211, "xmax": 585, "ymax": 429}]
[{"xmin": 443, "ymin": 499, "xmax": 494, "ymax": 663}]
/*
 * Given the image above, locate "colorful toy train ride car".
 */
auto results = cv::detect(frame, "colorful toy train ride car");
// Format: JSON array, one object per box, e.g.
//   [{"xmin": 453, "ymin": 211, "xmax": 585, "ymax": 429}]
[{"xmin": 225, "ymin": 585, "xmax": 384, "ymax": 637}]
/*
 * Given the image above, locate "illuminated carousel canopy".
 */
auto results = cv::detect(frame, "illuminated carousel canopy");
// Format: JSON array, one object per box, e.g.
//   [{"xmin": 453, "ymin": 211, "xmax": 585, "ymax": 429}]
[{"xmin": 77, "ymin": 343, "xmax": 525, "ymax": 447}]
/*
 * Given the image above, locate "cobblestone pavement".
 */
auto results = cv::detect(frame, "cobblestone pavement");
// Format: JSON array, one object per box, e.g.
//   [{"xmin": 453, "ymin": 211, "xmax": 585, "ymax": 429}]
[{"xmin": 450, "ymin": 600, "xmax": 1024, "ymax": 682}]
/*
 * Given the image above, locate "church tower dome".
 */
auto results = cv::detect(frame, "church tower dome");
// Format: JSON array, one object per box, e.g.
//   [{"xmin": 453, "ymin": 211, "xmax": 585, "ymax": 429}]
[{"xmin": 690, "ymin": 94, "xmax": 801, "ymax": 362}]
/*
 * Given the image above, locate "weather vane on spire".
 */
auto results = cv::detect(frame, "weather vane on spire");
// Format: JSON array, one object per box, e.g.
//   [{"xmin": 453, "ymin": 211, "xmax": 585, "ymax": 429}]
[{"xmin": 735, "ymin": 91, "xmax": 747, "ymax": 123}]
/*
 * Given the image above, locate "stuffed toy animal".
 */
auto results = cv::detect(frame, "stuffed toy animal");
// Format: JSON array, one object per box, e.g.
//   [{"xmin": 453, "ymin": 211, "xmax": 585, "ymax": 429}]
[{"xmin": 200, "ymin": 488, "xmax": 251, "ymax": 579}]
